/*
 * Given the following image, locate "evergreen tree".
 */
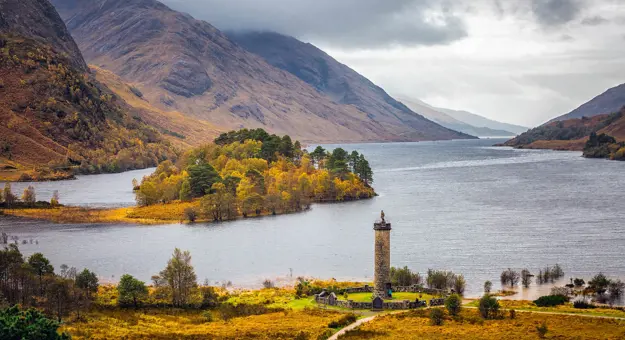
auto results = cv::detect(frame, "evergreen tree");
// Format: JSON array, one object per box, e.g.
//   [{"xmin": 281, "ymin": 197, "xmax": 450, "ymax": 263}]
[
  {"xmin": 117, "ymin": 274, "xmax": 148, "ymax": 308},
  {"xmin": 187, "ymin": 161, "xmax": 221, "ymax": 198},
  {"xmin": 0, "ymin": 305, "xmax": 70, "ymax": 340}
]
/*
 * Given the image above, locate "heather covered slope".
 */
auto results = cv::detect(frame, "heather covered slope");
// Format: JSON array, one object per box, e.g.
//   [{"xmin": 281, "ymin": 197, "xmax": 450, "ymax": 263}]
[
  {"xmin": 52, "ymin": 0, "xmax": 472, "ymax": 143},
  {"xmin": 0, "ymin": 35, "xmax": 177, "ymax": 181},
  {"xmin": 502, "ymin": 108, "xmax": 625, "ymax": 152},
  {"xmin": 0, "ymin": 0, "xmax": 87, "ymax": 71}
]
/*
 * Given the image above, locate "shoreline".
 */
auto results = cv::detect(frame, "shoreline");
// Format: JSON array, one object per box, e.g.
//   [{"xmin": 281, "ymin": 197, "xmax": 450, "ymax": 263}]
[{"xmin": 0, "ymin": 195, "xmax": 374, "ymax": 225}]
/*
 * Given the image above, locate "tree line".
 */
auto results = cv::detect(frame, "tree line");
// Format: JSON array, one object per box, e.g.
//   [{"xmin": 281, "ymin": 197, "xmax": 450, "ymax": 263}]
[
  {"xmin": 0, "ymin": 183, "xmax": 60, "ymax": 208},
  {"xmin": 135, "ymin": 129, "xmax": 375, "ymax": 221}
]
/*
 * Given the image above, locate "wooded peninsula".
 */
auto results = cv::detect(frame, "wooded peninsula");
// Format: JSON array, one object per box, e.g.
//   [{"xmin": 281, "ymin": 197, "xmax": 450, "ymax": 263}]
[{"xmin": 1, "ymin": 129, "xmax": 376, "ymax": 224}]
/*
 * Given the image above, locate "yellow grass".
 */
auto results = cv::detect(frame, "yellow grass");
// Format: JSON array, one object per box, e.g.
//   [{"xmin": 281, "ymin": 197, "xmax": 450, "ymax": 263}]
[
  {"xmin": 499, "ymin": 300, "xmax": 625, "ymax": 318},
  {"xmin": 1, "ymin": 201, "xmax": 200, "ymax": 225},
  {"xmin": 339, "ymin": 308, "xmax": 625, "ymax": 339},
  {"xmin": 61, "ymin": 308, "xmax": 342, "ymax": 340}
]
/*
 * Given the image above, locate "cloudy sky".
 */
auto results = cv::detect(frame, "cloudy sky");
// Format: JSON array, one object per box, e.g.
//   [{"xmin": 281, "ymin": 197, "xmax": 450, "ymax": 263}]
[{"xmin": 163, "ymin": 0, "xmax": 625, "ymax": 127}]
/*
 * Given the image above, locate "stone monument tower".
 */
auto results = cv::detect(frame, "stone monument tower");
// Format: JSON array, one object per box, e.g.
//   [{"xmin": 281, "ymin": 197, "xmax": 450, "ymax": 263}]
[{"xmin": 373, "ymin": 210, "xmax": 392, "ymax": 299}]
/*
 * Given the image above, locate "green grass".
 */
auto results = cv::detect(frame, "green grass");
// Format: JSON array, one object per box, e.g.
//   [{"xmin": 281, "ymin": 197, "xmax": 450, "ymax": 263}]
[{"xmin": 338, "ymin": 292, "xmax": 435, "ymax": 303}]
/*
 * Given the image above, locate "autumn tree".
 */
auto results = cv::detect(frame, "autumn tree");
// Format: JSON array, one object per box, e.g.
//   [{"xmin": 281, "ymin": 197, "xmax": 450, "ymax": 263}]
[
  {"xmin": 2, "ymin": 183, "xmax": 16, "ymax": 207},
  {"xmin": 50, "ymin": 190, "xmax": 60, "ymax": 206},
  {"xmin": 158, "ymin": 248, "xmax": 197, "ymax": 307},
  {"xmin": 21, "ymin": 186, "xmax": 36, "ymax": 206}
]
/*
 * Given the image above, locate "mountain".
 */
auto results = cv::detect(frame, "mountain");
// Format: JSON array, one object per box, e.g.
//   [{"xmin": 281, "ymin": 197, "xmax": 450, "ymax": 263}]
[
  {"xmin": 226, "ymin": 31, "xmax": 473, "ymax": 141},
  {"xmin": 396, "ymin": 97, "xmax": 517, "ymax": 137},
  {"xmin": 0, "ymin": 0, "xmax": 177, "ymax": 181},
  {"xmin": 435, "ymin": 107, "xmax": 528, "ymax": 135},
  {"xmin": 502, "ymin": 108, "xmax": 625, "ymax": 152},
  {"xmin": 49, "ymin": 0, "xmax": 472, "ymax": 144},
  {"xmin": 547, "ymin": 83, "xmax": 625, "ymax": 123}
]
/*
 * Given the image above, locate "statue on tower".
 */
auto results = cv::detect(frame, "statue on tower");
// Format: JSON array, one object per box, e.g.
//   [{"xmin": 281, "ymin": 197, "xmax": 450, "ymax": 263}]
[{"xmin": 380, "ymin": 210, "xmax": 385, "ymax": 223}]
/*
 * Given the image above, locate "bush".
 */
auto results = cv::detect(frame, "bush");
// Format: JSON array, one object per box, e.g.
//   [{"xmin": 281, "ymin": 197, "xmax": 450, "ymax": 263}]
[
  {"xmin": 262, "ymin": 279, "xmax": 275, "ymax": 289},
  {"xmin": 534, "ymin": 295, "xmax": 568, "ymax": 307},
  {"xmin": 478, "ymin": 295, "xmax": 500, "ymax": 319},
  {"xmin": 444, "ymin": 294, "xmax": 462, "ymax": 316},
  {"xmin": 202, "ymin": 311, "xmax": 213, "ymax": 322},
  {"xmin": 183, "ymin": 207, "xmax": 197, "ymax": 222},
  {"xmin": 483, "ymin": 281, "xmax": 492, "ymax": 294},
  {"xmin": 328, "ymin": 313, "xmax": 357, "ymax": 328},
  {"xmin": 430, "ymin": 308, "xmax": 444, "ymax": 326},
  {"xmin": 573, "ymin": 300, "xmax": 595, "ymax": 309},
  {"xmin": 509, "ymin": 309, "xmax": 516, "ymax": 319},
  {"xmin": 536, "ymin": 321, "xmax": 549, "ymax": 339},
  {"xmin": 0, "ymin": 305, "xmax": 70, "ymax": 339}
]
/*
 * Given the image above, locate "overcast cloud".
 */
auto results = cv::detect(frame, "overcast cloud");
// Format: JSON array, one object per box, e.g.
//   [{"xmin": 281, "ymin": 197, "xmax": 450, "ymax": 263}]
[{"xmin": 162, "ymin": 0, "xmax": 625, "ymax": 127}]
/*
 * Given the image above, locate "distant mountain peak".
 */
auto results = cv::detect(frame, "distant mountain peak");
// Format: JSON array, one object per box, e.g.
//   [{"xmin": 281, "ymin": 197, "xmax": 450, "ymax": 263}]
[{"xmin": 547, "ymin": 82, "xmax": 625, "ymax": 124}]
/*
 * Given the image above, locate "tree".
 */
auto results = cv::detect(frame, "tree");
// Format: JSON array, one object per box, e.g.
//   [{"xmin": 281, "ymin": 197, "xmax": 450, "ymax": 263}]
[
  {"xmin": 179, "ymin": 179, "xmax": 192, "ymax": 202},
  {"xmin": 484, "ymin": 281, "xmax": 493, "ymax": 294},
  {"xmin": 327, "ymin": 148, "xmax": 349, "ymax": 177},
  {"xmin": 187, "ymin": 161, "xmax": 221, "ymax": 198},
  {"xmin": 2, "ymin": 183, "xmax": 16, "ymax": 207},
  {"xmin": 21, "ymin": 186, "xmax": 36, "ymax": 206},
  {"xmin": 50, "ymin": 190, "xmax": 60, "ymax": 206},
  {"xmin": 500, "ymin": 268, "xmax": 520, "ymax": 287},
  {"xmin": 588, "ymin": 273, "xmax": 610, "ymax": 295},
  {"xmin": 445, "ymin": 294, "xmax": 462, "ymax": 316},
  {"xmin": 521, "ymin": 269, "xmax": 532, "ymax": 288},
  {"xmin": 453, "ymin": 275, "xmax": 466, "ymax": 295},
  {"xmin": 135, "ymin": 181, "xmax": 161, "ymax": 206},
  {"xmin": 0, "ymin": 305, "xmax": 70, "ymax": 340},
  {"xmin": 27, "ymin": 253, "xmax": 54, "ymax": 295},
  {"xmin": 355, "ymin": 154, "xmax": 373, "ymax": 185},
  {"xmin": 159, "ymin": 248, "xmax": 197, "ymax": 306},
  {"xmin": 478, "ymin": 294, "xmax": 500, "ymax": 319},
  {"xmin": 310, "ymin": 146, "xmax": 326, "ymax": 166},
  {"xmin": 117, "ymin": 274, "xmax": 148, "ymax": 308},
  {"xmin": 348, "ymin": 151, "xmax": 360, "ymax": 172},
  {"xmin": 390, "ymin": 266, "xmax": 421, "ymax": 286},
  {"xmin": 75, "ymin": 269, "xmax": 99, "ymax": 298}
]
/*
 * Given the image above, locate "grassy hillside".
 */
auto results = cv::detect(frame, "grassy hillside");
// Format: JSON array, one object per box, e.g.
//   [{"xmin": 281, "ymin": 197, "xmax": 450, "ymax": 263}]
[
  {"xmin": 0, "ymin": 34, "xmax": 177, "ymax": 181},
  {"xmin": 502, "ymin": 108, "xmax": 625, "ymax": 153}
]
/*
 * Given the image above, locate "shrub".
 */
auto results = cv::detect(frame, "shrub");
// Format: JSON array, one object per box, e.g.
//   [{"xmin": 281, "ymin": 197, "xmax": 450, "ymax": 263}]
[
  {"xmin": 183, "ymin": 207, "xmax": 197, "ymax": 222},
  {"xmin": 478, "ymin": 295, "xmax": 500, "ymax": 319},
  {"xmin": 429, "ymin": 308, "xmax": 444, "ymax": 326},
  {"xmin": 573, "ymin": 300, "xmax": 595, "ymax": 309},
  {"xmin": 534, "ymin": 295, "xmax": 568, "ymax": 307},
  {"xmin": 536, "ymin": 321, "xmax": 549, "ymax": 339},
  {"xmin": 444, "ymin": 294, "xmax": 462, "ymax": 316},
  {"xmin": 202, "ymin": 311, "xmax": 213, "ymax": 322},
  {"xmin": 0, "ymin": 305, "xmax": 70, "ymax": 339},
  {"xmin": 262, "ymin": 279, "xmax": 275, "ymax": 289},
  {"xmin": 453, "ymin": 275, "xmax": 466, "ymax": 295},
  {"xmin": 509, "ymin": 309, "xmax": 516, "ymax": 319},
  {"xmin": 328, "ymin": 313, "xmax": 357, "ymax": 328},
  {"xmin": 573, "ymin": 278, "xmax": 585, "ymax": 287}
]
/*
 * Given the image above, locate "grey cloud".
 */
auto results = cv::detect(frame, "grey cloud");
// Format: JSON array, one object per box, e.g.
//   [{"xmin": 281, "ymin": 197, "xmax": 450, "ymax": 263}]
[
  {"xmin": 581, "ymin": 15, "xmax": 609, "ymax": 26},
  {"xmin": 531, "ymin": 0, "xmax": 584, "ymax": 27},
  {"xmin": 161, "ymin": 0, "xmax": 468, "ymax": 49}
]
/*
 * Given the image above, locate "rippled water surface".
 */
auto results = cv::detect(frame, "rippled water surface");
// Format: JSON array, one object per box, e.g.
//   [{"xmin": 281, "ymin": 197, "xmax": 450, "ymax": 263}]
[{"xmin": 1, "ymin": 139, "xmax": 624, "ymax": 298}]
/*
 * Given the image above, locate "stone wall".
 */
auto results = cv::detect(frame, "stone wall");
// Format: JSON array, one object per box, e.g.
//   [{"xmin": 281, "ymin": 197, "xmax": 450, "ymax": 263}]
[
  {"xmin": 315, "ymin": 293, "xmax": 428, "ymax": 310},
  {"xmin": 344, "ymin": 285, "xmax": 445, "ymax": 296}
]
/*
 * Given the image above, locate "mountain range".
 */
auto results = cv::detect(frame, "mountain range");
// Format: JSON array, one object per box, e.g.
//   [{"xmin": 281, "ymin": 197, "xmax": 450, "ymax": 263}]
[
  {"xmin": 396, "ymin": 97, "xmax": 527, "ymax": 137},
  {"xmin": 50, "ymin": 0, "xmax": 473, "ymax": 143}
]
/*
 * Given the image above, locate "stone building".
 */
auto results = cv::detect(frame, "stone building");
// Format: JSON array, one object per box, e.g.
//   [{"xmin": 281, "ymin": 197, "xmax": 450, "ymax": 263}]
[{"xmin": 373, "ymin": 210, "xmax": 392, "ymax": 299}]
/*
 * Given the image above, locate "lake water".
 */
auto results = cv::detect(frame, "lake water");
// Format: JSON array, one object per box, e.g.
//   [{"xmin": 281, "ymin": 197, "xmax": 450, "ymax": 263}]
[{"xmin": 1, "ymin": 139, "xmax": 624, "ymax": 300}]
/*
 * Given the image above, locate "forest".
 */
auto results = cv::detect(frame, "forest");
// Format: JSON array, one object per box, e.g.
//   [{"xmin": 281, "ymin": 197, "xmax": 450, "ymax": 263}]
[{"xmin": 135, "ymin": 129, "xmax": 375, "ymax": 221}]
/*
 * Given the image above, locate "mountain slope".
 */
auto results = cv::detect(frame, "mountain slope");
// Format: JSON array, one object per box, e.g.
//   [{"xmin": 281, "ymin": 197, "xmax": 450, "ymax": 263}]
[
  {"xmin": 0, "ymin": 0, "xmax": 87, "ymax": 72},
  {"xmin": 226, "ymin": 31, "xmax": 474, "ymax": 141},
  {"xmin": 502, "ymin": 108, "xmax": 625, "ymax": 151},
  {"xmin": 547, "ymin": 83, "xmax": 625, "ymax": 123},
  {"xmin": 396, "ymin": 97, "xmax": 516, "ymax": 137},
  {"xmin": 0, "ymin": 0, "xmax": 177, "ymax": 181},
  {"xmin": 435, "ymin": 107, "xmax": 528, "ymax": 135}
]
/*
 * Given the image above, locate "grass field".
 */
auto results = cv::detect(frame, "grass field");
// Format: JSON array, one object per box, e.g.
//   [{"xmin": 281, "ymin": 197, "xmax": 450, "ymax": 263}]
[
  {"xmin": 61, "ymin": 308, "xmax": 343, "ymax": 340},
  {"xmin": 338, "ymin": 308, "xmax": 625, "ymax": 339}
]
